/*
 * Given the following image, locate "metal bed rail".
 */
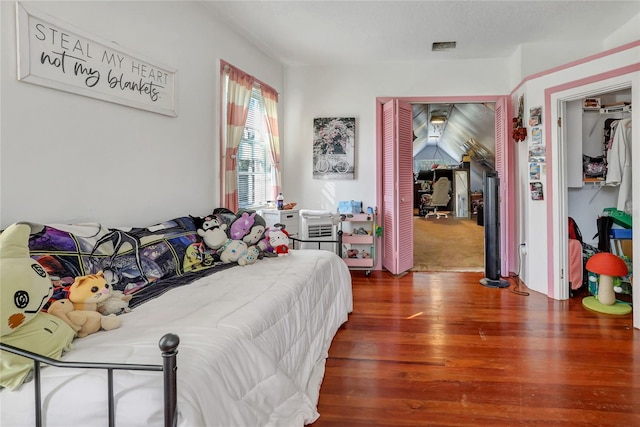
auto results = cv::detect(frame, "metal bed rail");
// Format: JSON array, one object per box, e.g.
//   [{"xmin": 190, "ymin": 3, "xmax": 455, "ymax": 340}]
[
  {"xmin": 289, "ymin": 231, "xmax": 344, "ymax": 257},
  {"xmin": 0, "ymin": 333, "xmax": 179, "ymax": 427}
]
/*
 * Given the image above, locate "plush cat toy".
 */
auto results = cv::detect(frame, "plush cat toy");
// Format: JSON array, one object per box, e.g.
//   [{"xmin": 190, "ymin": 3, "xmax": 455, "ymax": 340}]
[
  {"xmin": 0, "ymin": 223, "xmax": 76, "ymax": 390},
  {"xmin": 258, "ymin": 226, "xmax": 290, "ymax": 257},
  {"xmin": 66, "ymin": 271, "xmax": 122, "ymax": 337}
]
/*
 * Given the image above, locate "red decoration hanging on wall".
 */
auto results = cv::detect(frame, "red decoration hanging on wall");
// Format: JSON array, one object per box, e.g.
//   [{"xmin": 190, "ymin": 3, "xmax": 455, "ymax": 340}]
[{"xmin": 513, "ymin": 95, "xmax": 527, "ymax": 142}]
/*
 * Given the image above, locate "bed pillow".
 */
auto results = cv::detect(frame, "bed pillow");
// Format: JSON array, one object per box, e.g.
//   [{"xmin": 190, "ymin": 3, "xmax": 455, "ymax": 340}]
[{"xmin": 27, "ymin": 218, "xmax": 221, "ymax": 309}]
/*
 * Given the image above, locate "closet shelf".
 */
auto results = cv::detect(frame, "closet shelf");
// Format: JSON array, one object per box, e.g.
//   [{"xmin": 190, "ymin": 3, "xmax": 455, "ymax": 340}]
[
  {"xmin": 583, "ymin": 177, "xmax": 605, "ymax": 185},
  {"xmin": 585, "ymin": 103, "xmax": 632, "ymax": 137},
  {"xmin": 583, "ymin": 103, "xmax": 631, "ymax": 114}
]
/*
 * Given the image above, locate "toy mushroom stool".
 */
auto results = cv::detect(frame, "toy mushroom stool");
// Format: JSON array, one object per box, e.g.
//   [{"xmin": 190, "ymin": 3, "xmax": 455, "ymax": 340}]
[{"xmin": 582, "ymin": 252, "xmax": 631, "ymax": 315}]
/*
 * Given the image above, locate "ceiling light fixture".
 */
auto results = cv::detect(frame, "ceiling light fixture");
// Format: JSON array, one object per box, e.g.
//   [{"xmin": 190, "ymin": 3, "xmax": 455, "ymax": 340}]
[
  {"xmin": 432, "ymin": 41, "xmax": 457, "ymax": 51},
  {"xmin": 430, "ymin": 116, "xmax": 446, "ymax": 124}
]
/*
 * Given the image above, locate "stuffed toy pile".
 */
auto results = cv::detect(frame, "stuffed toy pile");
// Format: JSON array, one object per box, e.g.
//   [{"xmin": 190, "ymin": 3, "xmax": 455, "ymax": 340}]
[
  {"xmin": 0, "ymin": 223, "xmax": 76, "ymax": 390},
  {"xmin": 192, "ymin": 208, "xmax": 290, "ymax": 265}
]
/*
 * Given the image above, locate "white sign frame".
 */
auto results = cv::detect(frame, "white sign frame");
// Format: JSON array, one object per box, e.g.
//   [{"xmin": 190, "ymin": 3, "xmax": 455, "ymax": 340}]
[{"xmin": 16, "ymin": 2, "xmax": 178, "ymax": 117}]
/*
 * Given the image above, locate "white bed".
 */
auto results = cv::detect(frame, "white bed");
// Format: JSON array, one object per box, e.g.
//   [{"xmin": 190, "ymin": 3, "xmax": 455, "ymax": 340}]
[{"xmin": 0, "ymin": 249, "xmax": 352, "ymax": 427}]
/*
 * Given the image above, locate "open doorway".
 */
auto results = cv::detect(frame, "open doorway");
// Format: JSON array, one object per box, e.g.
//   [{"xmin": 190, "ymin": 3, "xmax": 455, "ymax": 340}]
[
  {"xmin": 411, "ymin": 102, "xmax": 495, "ymax": 271},
  {"xmin": 377, "ymin": 95, "xmax": 511, "ymax": 276}
]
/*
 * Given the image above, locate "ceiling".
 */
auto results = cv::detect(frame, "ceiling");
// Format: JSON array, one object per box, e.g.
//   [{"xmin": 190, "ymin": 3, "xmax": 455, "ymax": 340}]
[
  {"xmin": 201, "ymin": 1, "xmax": 638, "ymax": 166},
  {"xmin": 202, "ymin": 1, "xmax": 640, "ymax": 66}
]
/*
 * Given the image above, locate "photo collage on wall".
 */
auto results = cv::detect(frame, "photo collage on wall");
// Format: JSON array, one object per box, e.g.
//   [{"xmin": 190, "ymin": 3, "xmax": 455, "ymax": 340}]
[{"xmin": 528, "ymin": 105, "xmax": 545, "ymax": 200}]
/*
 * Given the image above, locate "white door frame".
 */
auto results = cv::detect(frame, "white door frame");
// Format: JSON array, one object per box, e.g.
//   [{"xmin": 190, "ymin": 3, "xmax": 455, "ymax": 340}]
[{"xmin": 549, "ymin": 74, "xmax": 637, "ymax": 327}]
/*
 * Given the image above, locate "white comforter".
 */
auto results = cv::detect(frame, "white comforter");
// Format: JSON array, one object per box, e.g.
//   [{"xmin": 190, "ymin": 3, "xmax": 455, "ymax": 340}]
[{"xmin": 0, "ymin": 250, "xmax": 353, "ymax": 427}]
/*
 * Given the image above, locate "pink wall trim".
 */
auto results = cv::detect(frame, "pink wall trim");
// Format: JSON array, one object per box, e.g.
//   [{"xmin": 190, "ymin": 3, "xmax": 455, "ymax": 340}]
[
  {"xmin": 511, "ymin": 40, "xmax": 640, "ymax": 94},
  {"xmin": 543, "ymin": 62, "xmax": 640, "ymax": 296}
]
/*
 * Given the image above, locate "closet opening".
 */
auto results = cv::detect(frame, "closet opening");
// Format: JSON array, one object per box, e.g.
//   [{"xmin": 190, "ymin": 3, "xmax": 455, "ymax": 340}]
[{"xmin": 558, "ymin": 84, "xmax": 632, "ymax": 302}]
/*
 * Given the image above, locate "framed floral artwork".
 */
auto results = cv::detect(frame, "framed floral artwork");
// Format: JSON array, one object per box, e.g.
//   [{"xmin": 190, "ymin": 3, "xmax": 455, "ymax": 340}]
[{"xmin": 313, "ymin": 117, "xmax": 355, "ymax": 180}]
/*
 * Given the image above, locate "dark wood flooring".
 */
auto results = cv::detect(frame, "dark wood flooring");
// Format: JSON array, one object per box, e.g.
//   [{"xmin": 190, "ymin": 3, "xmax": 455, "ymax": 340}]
[{"xmin": 311, "ymin": 270, "xmax": 639, "ymax": 426}]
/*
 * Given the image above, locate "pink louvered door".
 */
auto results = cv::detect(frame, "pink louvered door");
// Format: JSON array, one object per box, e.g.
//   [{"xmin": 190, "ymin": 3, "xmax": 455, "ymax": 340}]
[
  {"xmin": 382, "ymin": 99, "xmax": 414, "ymax": 274},
  {"xmin": 493, "ymin": 96, "xmax": 512, "ymax": 274}
]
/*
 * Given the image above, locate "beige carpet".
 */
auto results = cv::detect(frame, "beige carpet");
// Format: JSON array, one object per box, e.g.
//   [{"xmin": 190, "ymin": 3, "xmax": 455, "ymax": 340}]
[{"xmin": 412, "ymin": 215, "xmax": 484, "ymax": 272}]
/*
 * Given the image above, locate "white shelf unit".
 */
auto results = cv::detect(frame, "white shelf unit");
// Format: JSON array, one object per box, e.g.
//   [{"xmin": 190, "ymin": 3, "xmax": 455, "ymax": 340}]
[{"xmin": 339, "ymin": 211, "xmax": 377, "ymax": 274}]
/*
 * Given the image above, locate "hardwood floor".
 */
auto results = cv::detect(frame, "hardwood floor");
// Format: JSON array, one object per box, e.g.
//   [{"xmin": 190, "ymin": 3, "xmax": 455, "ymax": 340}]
[{"xmin": 311, "ymin": 270, "xmax": 640, "ymax": 426}]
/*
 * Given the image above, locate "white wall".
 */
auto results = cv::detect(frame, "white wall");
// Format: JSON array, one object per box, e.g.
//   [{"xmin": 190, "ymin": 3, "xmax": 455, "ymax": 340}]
[
  {"xmin": 284, "ymin": 59, "xmax": 511, "ymax": 213},
  {"xmin": 0, "ymin": 1, "xmax": 283, "ymax": 228}
]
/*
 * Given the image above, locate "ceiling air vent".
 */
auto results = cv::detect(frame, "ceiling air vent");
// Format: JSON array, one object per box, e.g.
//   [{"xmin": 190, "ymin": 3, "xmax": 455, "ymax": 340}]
[{"xmin": 432, "ymin": 41, "xmax": 456, "ymax": 51}]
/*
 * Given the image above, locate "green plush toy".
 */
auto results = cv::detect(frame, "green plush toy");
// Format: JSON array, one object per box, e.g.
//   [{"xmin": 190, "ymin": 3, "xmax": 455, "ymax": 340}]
[{"xmin": 0, "ymin": 223, "xmax": 76, "ymax": 390}]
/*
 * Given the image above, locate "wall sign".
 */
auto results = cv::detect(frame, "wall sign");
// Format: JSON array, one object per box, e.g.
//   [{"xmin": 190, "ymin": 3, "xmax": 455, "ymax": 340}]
[{"xmin": 16, "ymin": 2, "xmax": 177, "ymax": 117}]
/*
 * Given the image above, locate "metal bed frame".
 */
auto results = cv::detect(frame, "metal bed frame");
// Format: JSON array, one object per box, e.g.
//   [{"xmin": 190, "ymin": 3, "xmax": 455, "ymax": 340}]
[
  {"xmin": 289, "ymin": 231, "xmax": 344, "ymax": 257},
  {"xmin": 0, "ymin": 333, "xmax": 179, "ymax": 427}
]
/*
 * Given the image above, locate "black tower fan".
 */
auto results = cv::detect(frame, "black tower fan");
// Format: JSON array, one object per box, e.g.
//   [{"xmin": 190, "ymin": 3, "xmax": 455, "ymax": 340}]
[{"xmin": 480, "ymin": 170, "xmax": 509, "ymax": 288}]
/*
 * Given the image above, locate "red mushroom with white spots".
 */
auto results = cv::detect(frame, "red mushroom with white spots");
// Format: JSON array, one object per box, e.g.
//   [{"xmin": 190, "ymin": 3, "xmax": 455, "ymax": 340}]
[{"xmin": 585, "ymin": 252, "xmax": 629, "ymax": 306}]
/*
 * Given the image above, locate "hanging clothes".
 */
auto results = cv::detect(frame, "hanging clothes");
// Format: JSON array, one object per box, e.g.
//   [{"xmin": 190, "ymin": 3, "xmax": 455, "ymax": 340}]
[{"xmin": 605, "ymin": 118, "xmax": 632, "ymax": 211}]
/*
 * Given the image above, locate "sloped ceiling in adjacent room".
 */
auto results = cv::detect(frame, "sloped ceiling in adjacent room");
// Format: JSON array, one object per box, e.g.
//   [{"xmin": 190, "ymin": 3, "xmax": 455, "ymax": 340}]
[{"xmin": 413, "ymin": 103, "xmax": 496, "ymax": 169}]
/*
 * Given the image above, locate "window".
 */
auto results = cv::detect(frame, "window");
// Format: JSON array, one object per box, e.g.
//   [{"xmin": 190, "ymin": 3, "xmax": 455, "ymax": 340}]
[{"xmin": 237, "ymin": 87, "xmax": 272, "ymax": 208}]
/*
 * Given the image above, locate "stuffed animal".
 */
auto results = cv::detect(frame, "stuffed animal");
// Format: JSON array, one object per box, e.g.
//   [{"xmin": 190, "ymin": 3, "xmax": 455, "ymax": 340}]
[
  {"xmin": 97, "ymin": 290, "xmax": 132, "ymax": 316},
  {"xmin": 67, "ymin": 271, "xmax": 122, "ymax": 337},
  {"xmin": 212, "ymin": 207, "xmax": 238, "ymax": 227},
  {"xmin": 264, "ymin": 226, "xmax": 290, "ymax": 257},
  {"xmin": 229, "ymin": 211, "xmax": 257, "ymax": 240},
  {"xmin": 47, "ymin": 299, "xmax": 81, "ymax": 333},
  {"xmin": 0, "ymin": 223, "xmax": 76, "ymax": 390},
  {"xmin": 218, "ymin": 239, "xmax": 247, "ymax": 264},
  {"xmin": 49, "ymin": 297, "xmax": 121, "ymax": 339},
  {"xmin": 238, "ymin": 245, "xmax": 260, "ymax": 266},
  {"xmin": 192, "ymin": 214, "xmax": 229, "ymax": 250},
  {"xmin": 347, "ymin": 249, "xmax": 360, "ymax": 258},
  {"xmin": 232, "ymin": 209, "xmax": 267, "ymax": 244},
  {"xmin": 218, "ymin": 239, "xmax": 259, "ymax": 266},
  {"xmin": 243, "ymin": 224, "xmax": 265, "ymax": 245},
  {"xmin": 257, "ymin": 227, "xmax": 279, "ymax": 256}
]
